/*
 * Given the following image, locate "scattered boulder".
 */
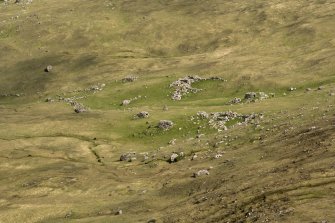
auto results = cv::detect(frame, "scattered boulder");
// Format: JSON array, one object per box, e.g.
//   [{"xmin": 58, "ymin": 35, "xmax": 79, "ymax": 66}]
[
  {"xmin": 44, "ymin": 65, "xmax": 53, "ymax": 72},
  {"xmin": 197, "ymin": 111, "xmax": 209, "ymax": 119},
  {"xmin": 74, "ymin": 107, "xmax": 86, "ymax": 113},
  {"xmin": 64, "ymin": 211, "xmax": 73, "ymax": 219},
  {"xmin": 244, "ymin": 92, "xmax": 257, "ymax": 100},
  {"xmin": 122, "ymin": 99, "xmax": 131, "ymax": 106},
  {"xmin": 45, "ymin": 97, "xmax": 54, "ymax": 103},
  {"xmin": 191, "ymin": 154, "xmax": 198, "ymax": 160},
  {"xmin": 158, "ymin": 120, "xmax": 174, "ymax": 130},
  {"xmin": 74, "ymin": 103, "xmax": 87, "ymax": 113},
  {"xmin": 115, "ymin": 210, "xmax": 123, "ymax": 215},
  {"xmin": 169, "ymin": 152, "xmax": 184, "ymax": 163},
  {"xmin": 230, "ymin": 97, "xmax": 242, "ymax": 104},
  {"xmin": 122, "ymin": 75, "xmax": 137, "ymax": 83},
  {"xmin": 169, "ymin": 153, "xmax": 179, "ymax": 163},
  {"xmin": 137, "ymin": 111, "xmax": 149, "ymax": 118},
  {"xmin": 87, "ymin": 84, "xmax": 105, "ymax": 92},
  {"xmin": 214, "ymin": 154, "xmax": 223, "ymax": 159},
  {"xmin": 244, "ymin": 92, "xmax": 268, "ymax": 101},
  {"xmin": 120, "ymin": 152, "xmax": 136, "ymax": 162},
  {"xmin": 168, "ymin": 139, "xmax": 176, "ymax": 145},
  {"xmin": 258, "ymin": 92, "xmax": 269, "ymax": 100},
  {"xmin": 193, "ymin": 169, "xmax": 210, "ymax": 178}
]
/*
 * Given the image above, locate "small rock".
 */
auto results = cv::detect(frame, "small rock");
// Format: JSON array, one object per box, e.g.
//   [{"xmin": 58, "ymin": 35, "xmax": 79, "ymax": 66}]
[
  {"xmin": 318, "ymin": 86, "xmax": 324, "ymax": 90},
  {"xmin": 147, "ymin": 219, "xmax": 157, "ymax": 223},
  {"xmin": 64, "ymin": 211, "xmax": 73, "ymax": 218},
  {"xmin": 168, "ymin": 139, "xmax": 176, "ymax": 145},
  {"xmin": 288, "ymin": 87, "xmax": 296, "ymax": 91}
]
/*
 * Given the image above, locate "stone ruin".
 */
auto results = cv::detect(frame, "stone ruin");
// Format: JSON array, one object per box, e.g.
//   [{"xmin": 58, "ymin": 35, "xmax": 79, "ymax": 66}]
[
  {"xmin": 170, "ymin": 76, "xmax": 224, "ymax": 100},
  {"xmin": 196, "ymin": 111, "xmax": 263, "ymax": 130}
]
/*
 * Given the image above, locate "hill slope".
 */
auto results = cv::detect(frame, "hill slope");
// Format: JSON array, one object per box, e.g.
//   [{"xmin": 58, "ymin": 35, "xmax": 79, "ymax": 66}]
[{"xmin": 0, "ymin": 0, "xmax": 334, "ymax": 222}]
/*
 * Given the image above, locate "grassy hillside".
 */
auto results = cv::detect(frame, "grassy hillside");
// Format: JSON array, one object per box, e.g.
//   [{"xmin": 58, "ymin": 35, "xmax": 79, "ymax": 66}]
[{"xmin": 0, "ymin": 0, "xmax": 334, "ymax": 222}]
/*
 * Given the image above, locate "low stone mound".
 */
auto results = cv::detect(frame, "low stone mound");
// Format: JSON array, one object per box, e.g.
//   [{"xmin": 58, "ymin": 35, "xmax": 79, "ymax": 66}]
[
  {"xmin": 137, "ymin": 111, "xmax": 149, "ymax": 118},
  {"xmin": 158, "ymin": 120, "xmax": 174, "ymax": 130}
]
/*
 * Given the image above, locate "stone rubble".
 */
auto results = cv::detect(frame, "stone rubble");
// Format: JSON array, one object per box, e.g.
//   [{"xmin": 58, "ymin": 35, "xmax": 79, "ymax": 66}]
[
  {"xmin": 196, "ymin": 111, "xmax": 263, "ymax": 130},
  {"xmin": 170, "ymin": 76, "xmax": 224, "ymax": 100}
]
